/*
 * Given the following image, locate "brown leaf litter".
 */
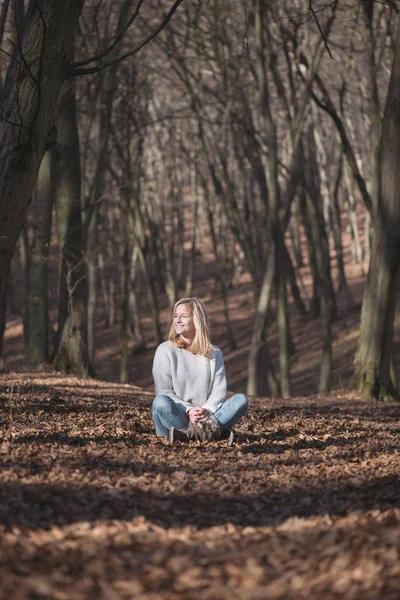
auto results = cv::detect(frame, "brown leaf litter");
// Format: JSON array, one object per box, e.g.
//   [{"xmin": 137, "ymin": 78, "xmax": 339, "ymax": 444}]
[{"xmin": 1, "ymin": 373, "xmax": 400, "ymax": 599}]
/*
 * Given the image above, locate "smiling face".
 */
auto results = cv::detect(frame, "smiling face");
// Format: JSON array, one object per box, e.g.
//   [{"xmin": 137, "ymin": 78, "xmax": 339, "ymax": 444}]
[{"xmin": 173, "ymin": 303, "xmax": 196, "ymax": 345}]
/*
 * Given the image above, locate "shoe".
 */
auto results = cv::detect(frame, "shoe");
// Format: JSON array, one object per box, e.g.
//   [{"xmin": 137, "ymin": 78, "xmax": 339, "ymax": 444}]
[
  {"xmin": 169, "ymin": 416, "xmax": 224, "ymax": 444},
  {"xmin": 197, "ymin": 414, "xmax": 222, "ymax": 441},
  {"xmin": 169, "ymin": 427, "xmax": 187, "ymax": 443},
  {"xmin": 168, "ymin": 424, "xmax": 203, "ymax": 443}
]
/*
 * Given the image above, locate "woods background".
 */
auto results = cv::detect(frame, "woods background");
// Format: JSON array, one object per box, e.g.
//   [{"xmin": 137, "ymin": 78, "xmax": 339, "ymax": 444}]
[{"xmin": 0, "ymin": 0, "xmax": 399, "ymax": 400}]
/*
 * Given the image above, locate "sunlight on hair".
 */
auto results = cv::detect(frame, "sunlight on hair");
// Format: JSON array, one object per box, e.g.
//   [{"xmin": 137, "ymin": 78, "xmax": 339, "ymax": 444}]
[{"xmin": 168, "ymin": 297, "xmax": 213, "ymax": 356}]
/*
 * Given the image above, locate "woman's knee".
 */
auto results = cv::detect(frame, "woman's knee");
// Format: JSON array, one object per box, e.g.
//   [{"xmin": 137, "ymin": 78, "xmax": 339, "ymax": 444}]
[
  {"xmin": 152, "ymin": 394, "xmax": 172, "ymax": 413},
  {"xmin": 233, "ymin": 393, "xmax": 248, "ymax": 411}
]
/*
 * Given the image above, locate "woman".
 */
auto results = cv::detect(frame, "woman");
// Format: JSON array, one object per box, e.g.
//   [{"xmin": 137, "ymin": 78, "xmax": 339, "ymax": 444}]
[{"xmin": 152, "ymin": 297, "xmax": 248, "ymax": 443}]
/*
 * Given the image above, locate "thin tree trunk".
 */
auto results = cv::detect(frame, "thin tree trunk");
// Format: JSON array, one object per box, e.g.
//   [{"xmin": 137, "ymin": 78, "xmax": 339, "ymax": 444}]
[
  {"xmin": 331, "ymin": 154, "xmax": 355, "ymax": 308},
  {"xmin": 247, "ymin": 251, "xmax": 277, "ymax": 396},
  {"xmin": 85, "ymin": 54, "xmax": 121, "ymax": 365},
  {"xmin": 87, "ymin": 207, "xmax": 98, "ymax": 364},
  {"xmin": 0, "ymin": 267, "xmax": 9, "ymax": 370},
  {"xmin": 255, "ymin": 0, "xmax": 291, "ymax": 397},
  {"xmin": 122, "ymin": 185, "xmax": 162, "ymax": 345},
  {"xmin": 305, "ymin": 183, "xmax": 333, "ymax": 393},
  {"xmin": 202, "ymin": 176, "xmax": 236, "ymax": 350},
  {"xmin": 284, "ymin": 243, "xmax": 307, "ymax": 315},
  {"xmin": 109, "ymin": 280, "xmax": 116, "ymax": 327},
  {"xmin": 303, "ymin": 125, "xmax": 334, "ymax": 392},
  {"xmin": 185, "ymin": 162, "xmax": 199, "ymax": 298},
  {"xmin": 120, "ymin": 246, "xmax": 130, "ymax": 384},
  {"xmin": 344, "ymin": 160, "xmax": 364, "ymax": 269},
  {"xmin": 319, "ymin": 291, "xmax": 332, "ymax": 393},
  {"xmin": 364, "ymin": 211, "xmax": 372, "ymax": 266},
  {"xmin": 300, "ymin": 187, "xmax": 319, "ymax": 317},
  {"xmin": 362, "ymin": 0, "xmax": 381, "ymax": 218},
  {"xmin": 277, "ymin": 269, "xmax": 291, "ymax": 397},
  {"xmin": 289, "ymin": 201, "xmax": 303, "ymax": 268},
  {"xmin": 0, "ymin": 0, "xmax": 10, "ymax": 89}
]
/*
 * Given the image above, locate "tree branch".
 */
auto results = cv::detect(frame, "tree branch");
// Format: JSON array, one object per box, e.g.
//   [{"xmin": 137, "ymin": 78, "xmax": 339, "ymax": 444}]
[
  {"xmin": 67, "ymin": 0, "xmax": 185, "ymax": 78},
  {"xmin": 309, "ymin": 0, "xmax": 335, "ymax": 60},
  {"xmin": 70, "ymin": 0, "xmax": 146, "ymax": 69}
]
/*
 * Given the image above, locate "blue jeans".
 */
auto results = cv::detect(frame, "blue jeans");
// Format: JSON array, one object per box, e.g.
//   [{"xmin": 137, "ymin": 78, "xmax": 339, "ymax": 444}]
[{"xmin": 152, "ymin": 393, "xmax": 248, "ymax": 436}]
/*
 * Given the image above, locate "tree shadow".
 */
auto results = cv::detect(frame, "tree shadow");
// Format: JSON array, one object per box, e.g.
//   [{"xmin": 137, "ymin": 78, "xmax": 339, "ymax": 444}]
[
  {"xmin": 239, "ymin": 433, "xmax": 371, "ymax": 455},
  {"xmin": 12, "ymin": 432, "xmax": 143, "ymax": 446},
  {"xmin": 1, "ymin": 474, "xmax": 399, "ymax": 531}
]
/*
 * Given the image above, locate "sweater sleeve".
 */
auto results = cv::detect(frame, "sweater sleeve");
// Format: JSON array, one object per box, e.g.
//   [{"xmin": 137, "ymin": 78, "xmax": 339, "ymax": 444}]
[
  {"xmin": 152, "ymin": 344, "xmax": 193, "ymax": 410},
  {"xmin": 202, "ymin": 349, "xmax": 227, "ymax": 414}
]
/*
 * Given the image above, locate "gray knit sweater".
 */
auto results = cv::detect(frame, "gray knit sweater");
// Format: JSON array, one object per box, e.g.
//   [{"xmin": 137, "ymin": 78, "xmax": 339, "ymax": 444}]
[{"xmin": 152, "ymin": 341, "xmax": 227, "ymax": 414}]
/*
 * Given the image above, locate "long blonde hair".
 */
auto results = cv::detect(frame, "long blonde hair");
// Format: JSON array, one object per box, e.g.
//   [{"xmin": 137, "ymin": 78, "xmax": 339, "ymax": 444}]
[{"xmin": 168, "ymin": 297, "xmax": 212, "ymax": 356}]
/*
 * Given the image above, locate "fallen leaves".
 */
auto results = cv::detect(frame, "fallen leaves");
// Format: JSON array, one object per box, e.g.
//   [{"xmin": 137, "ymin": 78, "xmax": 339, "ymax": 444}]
[{"xmin": 1, "ymin": 374, "xmax": 400, "ymax": 598}]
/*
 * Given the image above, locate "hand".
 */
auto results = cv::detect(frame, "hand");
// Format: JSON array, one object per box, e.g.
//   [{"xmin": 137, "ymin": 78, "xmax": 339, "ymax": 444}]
[{"xmin": 188, "ymin": 407, "xmax": 209, "ymax": 424}]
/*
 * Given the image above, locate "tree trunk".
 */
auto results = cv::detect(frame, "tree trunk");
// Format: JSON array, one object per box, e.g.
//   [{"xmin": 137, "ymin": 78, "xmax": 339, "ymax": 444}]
[
  {"xmin": 86, "ymin": 58, "xmax": 120, "ymax": 365},
  {"xmin": 353, "ymin": 231, "xmax": 400, "ymax": 400},
  {"xmin": 120, "ymin": 246, "xmax": 130, "ymax": 384},
  {"xmin": 247, "ymin": 251, "xmax": 276, "ymax": 396},
  {"xmin": 24, "ymin": 151, "xmax": 55, "ymax": 367},
  {"xmin": 54, "ymin": 202, "xmax": 93, "ymax": 377},
  {"xmin": 277, "ymin": 266, "xmax": 291, "ymax": 397},
  {"xmin": 254, "ymin": 0, "xmax": 292, "ymax": 397},
  {"xmin": 300, "ymin": 187, "xmax": 319, "ymax": 317},
  {"xmin": 362, "ymin": 0, "xmax": 381, "ymax": 218},
  {"xmin": 128, "ymin": 246, "xmax": 145, "ymax": 352},
  {"xmin": 0, "ymin": 0, "xmax": 10, "ymax": 84},
  {"xmin": 0, "ymin": 0, "xmax": 84, "ymax": 292},
  {"xmin": 284, "ymin": 243, "xmax": 307, "ymax": 315},
  {"xmin": 122, "ymin": 184, "xmax": 162, "ymax": 345},
  {"xmin": 352, "ymin": 15, "xmax": 400, "ymax": 401},
  {"xmin": 303, "ymin": 127, "xmax": 334, "ymax": 392},
  {"xmin": 220, "ymin": 281, "xmax": 236, "ymax": 352},
  {"xmin": 201, "ymin": 175, "xmax": 236, "ymax": 350},
  {"xmin": 344, "ymin": 160, "xmax": 363, "ymax": 268},
  {"xmin": 53, "ymin": 79, "xmax": 93, "ymax": 377},
  {"xmin": 364, "ymin": 211, "xmax": 372, "ymax": 266},
  {"xmin": 331, "ymin": 154, "xmax": 355, "ymax": 308},
  {"xmin": 185, "ymin": 162, "xmax": 199, "ymax": 298},
  {"xmin": 87, "ymin": 207, "xmax": 98, "ymax": 365},
  {"xmin": 289, "ymin": 201, "xmax": 303, "ymax": 268},
  {"xmin": 0, "ymin": 267, "xmax": 9, "ymax": 370}
]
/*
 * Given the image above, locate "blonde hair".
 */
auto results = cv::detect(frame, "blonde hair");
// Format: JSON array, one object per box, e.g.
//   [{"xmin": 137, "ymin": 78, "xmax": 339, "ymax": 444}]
[{"xmin": 168, "ymin": 297, "xmax": 212, "ymax": 356}]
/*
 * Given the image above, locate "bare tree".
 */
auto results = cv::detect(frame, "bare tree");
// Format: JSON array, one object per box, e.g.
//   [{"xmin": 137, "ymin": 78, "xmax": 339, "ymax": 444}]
[
  {"xmin": 352, "ymin": 13, "xmax": 400, "ymax": 401},
  {"xmin": 0, "ymin": 0, "xmax": 85, "ymax": 292}
]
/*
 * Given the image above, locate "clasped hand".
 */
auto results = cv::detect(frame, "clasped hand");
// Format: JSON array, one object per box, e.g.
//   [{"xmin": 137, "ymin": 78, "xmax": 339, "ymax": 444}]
[{"xmin": 188, "ymin": 407, "xmax": 209, "ymax": 424}]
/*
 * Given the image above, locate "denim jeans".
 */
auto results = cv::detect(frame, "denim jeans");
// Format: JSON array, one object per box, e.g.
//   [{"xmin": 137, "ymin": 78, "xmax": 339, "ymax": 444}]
[{"xmin": 152, "ymin": 393, "xmax": 248, "ymax": 436}]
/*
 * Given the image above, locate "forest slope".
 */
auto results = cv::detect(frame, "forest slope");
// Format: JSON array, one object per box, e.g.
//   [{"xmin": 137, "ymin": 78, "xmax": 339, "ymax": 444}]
[{"xmin": 1, "ymin": 374, "xmax": 400, "ymax": 599}]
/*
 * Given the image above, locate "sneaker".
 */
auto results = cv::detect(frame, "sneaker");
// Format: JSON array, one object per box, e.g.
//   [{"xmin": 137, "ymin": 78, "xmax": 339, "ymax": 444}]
[
  {"xmin": 168, "ymin": 425, "xmax": 203, "ymax": 443},
  {"xmin": 169, "ymin": 427, "xmax": 188, "ymax": 443}
]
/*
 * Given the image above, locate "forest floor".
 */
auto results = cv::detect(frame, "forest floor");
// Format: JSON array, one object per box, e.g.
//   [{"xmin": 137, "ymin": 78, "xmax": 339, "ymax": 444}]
[{"xmin": 1, "ymin": 373, "xmax": 400, "ymax": 599}]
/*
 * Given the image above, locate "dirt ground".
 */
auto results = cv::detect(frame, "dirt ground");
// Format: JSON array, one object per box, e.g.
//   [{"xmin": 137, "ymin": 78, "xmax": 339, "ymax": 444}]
[{"xmin": 1, "ymin": 373, "xmax": 400, "ymax": 599}]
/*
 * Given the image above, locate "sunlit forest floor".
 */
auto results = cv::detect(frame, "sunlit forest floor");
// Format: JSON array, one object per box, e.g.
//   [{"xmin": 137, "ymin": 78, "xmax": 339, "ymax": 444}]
[{"xmin": 1, "ymin": 374, "xmax": 400, "ymax": 599}]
